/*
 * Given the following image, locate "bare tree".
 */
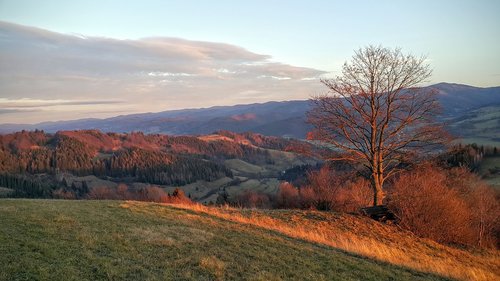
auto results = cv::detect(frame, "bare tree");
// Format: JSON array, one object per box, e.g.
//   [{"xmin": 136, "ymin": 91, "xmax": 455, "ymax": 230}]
[{"xmin": 308, "ymin": 46, "xmax": 447, "ymax": 206}]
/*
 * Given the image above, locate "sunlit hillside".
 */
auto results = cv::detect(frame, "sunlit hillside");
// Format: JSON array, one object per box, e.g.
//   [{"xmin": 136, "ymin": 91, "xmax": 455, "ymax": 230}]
[{"xmin": 1, "ymin": 199, "xmax": 498, "ymax": 281}]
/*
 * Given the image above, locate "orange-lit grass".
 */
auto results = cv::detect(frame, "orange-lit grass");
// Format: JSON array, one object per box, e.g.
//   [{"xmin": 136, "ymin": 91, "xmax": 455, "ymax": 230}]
[{"xmin": 128, "ymin": 202, "xmax": 499, "ymax": 281}]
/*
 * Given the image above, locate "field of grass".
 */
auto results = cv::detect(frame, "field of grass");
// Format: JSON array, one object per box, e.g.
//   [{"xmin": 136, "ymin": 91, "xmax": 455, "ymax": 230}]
[
  {"xmin": 478, "ymin": 156, "xmax": 500, "ymax": 188},
  {"xmin": 1, "ymin": 199, "xmax": 485, "ymax": 281},
  {"xmin": 449, "ymin": 105, "xmax": 500, "ymax": 147},
  {"xmin": 0, "ymin": 187, "xmax": 13, "ymax": 197}
]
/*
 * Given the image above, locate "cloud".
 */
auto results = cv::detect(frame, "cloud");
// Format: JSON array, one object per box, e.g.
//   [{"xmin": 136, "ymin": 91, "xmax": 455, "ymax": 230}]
[
  {"xmin": 0, "ymin": 98, "xmax": 123, "ymax": 108},
  {"xmin": 0, "ymin": 21, "xmax": 326, "ymax": 123},
  {"xmin": 0, "ymin": 108, "xmax": 39, "ymax": 115}
]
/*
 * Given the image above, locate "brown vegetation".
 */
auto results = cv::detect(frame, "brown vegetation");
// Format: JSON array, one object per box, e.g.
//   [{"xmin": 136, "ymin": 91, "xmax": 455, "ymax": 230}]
[
  {"xmin": 161, "ymin": 202, "xmax": 499, "ymax": 281},
  {"xmin": 86, "ymin": 184, "xmax": 192, "ymax": 204},
  {"xmin": 233, "ymin": 190, "xmax": 272, "ymax": 209},
  {"xmin": 275, "ymin": 167, "xmax": 371, "ymax": 212},
  {"xmin": 388, "ymin": 164, "xmax": 500, "ymax": 248}
]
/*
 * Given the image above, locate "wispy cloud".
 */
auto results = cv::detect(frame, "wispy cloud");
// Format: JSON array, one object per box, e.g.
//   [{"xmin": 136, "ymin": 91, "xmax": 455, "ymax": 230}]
[
  {"xmin": 0, "ymin": 108, "xmax": 40, "ymax": 115},
  {"xmin": 0, "ymin": 21, "xmax": 326, "ymax": 123},
  {"xmin": 0, "ymin": 98, "xmax": 123, "ymax": 108}
]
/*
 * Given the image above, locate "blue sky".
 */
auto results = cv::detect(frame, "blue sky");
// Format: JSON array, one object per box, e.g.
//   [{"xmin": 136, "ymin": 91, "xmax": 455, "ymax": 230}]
[{"xmin": 0, "ymin": 0, "xmax": 499, "ymax": 123}]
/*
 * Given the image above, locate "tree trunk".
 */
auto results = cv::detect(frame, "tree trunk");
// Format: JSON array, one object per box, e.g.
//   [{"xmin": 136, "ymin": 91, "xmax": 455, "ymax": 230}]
[{"xmin": 372, "ymin": 173, "xmax": 385, "ymax": 206}]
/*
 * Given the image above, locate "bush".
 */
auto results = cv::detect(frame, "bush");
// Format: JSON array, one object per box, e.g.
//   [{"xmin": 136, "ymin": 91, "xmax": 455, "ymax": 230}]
[
  {"xmin": 275, "ymin": 182, "xmax": 300, "ymax": 208},
  {"xmin": 234, "ymin": 190, "xmax": 272, "ymax": 209},
  {"xmin": 276, "ymin": 167, "xmax": 372, "ymax": 212},
  {"xmin": 86, "ymin": 184, "xmax": 192, "ymax": 204},
  {"xmin": 387, "ymin": 164, "xmax": 499, "ymax": 248}
]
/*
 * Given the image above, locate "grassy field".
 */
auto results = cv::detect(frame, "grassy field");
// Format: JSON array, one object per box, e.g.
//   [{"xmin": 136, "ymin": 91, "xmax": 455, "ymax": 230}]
[
  {"xmin": 0, "ymin": 187, "xmax": 13, "ymax": 197},
  {"xmin": 478, "ymin": 156, "xmax": 500, "ymax": 188},
  {"xmin": 0, "ymin": 200, "xmax": 498, "ymax": 281},
  {"xmin": 449, "ymin": 105, "xmax": 500, "ymax": 147}
]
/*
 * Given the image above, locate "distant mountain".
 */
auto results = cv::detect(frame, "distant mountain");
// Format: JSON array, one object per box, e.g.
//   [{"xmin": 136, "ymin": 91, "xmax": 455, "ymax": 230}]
[{"xmin": 1, "ymin": 83, "xmax": 500, "ymax": 140}]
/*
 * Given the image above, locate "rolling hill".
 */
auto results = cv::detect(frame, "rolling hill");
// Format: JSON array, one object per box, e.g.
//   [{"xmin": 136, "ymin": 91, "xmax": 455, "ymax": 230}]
[
  {"xmin": 0, "ymin": 130, "xmax": 320, "ymax": 202},
  {"xmin": 1, "ymin": 83, "xmax": 499, "ymax": 143},
  {"xmin": 1, "ymin": 199, "xmax": 498, "ymax": 280}
]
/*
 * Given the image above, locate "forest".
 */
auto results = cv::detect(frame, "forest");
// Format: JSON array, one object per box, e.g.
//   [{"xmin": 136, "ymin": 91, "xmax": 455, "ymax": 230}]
[{"xmin": 0, "ymin": 129, "xmax": 313, "ymax": 198}]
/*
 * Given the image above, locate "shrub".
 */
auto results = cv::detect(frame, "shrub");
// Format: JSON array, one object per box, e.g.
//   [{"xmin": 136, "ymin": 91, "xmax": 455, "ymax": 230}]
[
  {"xmin": 387, "ymin": 164, "xmax": 499, "ymax": 248},
  {"xmin": 276, "ymin": 167, "xmax": 372, "ymax": 212},
  {"xmin": 303, "ymin": 167, "xmax": 371, "ymax": 211},
  {"xmin": 275, "ymin": 182, "xmax": 300, "ymax": 208},
  {"xmin": 234, "ymin": 190, "xmax": 271, "ymax": 209},
  {"xmin": 86, "ymin": 184, "xmax": 193, "ymax": 204},
  {"xmin": 335, "ymin": 177, "xmax": 372, "ymax": 213}
]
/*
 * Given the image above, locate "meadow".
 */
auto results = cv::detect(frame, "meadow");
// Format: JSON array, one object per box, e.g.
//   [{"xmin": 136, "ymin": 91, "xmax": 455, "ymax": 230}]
[{"xmin": 1, "ymin": 199, "xmax": 498, "ymax": 281}]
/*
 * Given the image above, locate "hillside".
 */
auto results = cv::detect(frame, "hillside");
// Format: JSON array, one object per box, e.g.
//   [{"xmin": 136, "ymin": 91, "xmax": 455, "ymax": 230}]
[
  {"xmin": 0, "ymin": 130, "xmax": 319, "ymax": 202},
  {"xmin": 1, "ymin": 83, "xmax": 499, "ymax": 144},
  {"xmin": 1, "ymin": 199, "xmax": 498, "ymax": 281}
]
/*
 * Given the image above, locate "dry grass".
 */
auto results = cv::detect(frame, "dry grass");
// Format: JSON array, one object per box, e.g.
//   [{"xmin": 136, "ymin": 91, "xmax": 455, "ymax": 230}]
[
  {"xmin": 199, "ymin": 256, "xmax": 225, "ymax": 280},
  {"xmin": 159, "ymin": 202, "xmax": 500, "ymax": 281},
  {"xmin": 1, "ymin": 199, "xmax": 450, "ymax": 280}
]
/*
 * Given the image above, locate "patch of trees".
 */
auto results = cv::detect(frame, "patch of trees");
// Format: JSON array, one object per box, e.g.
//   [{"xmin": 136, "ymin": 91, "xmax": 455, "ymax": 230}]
[
  {"xmin": 0, "ymin": 130, "xmax": 315, "ymax": 187},
  {"xmin": 278, "ymin": 164, "xmax": 321, "ymax": 186},
  {"xmin": 0, "ymin": 173, "xmax": 56, "ymax": 198},
  {"xmin": 137, "ymin": 156, "xmax": 232, "ymax": 186},
  {"xmin": 0, "ymin": 133, "xmax": 234, "ymax": 188},
  {"xmin": 216, "ymin": 130, "xmax": 314, "ymax": 153},
  {"xmin": 0, "ymin": 129, "xmax": 48, "ymax": 152},
  {"xmin": 443, "ymin": 143, "xmax": 499, "ymax": 171},
  {"xmin": 85, "ymin": 184, "xmax": 192, "ymax": 204}
]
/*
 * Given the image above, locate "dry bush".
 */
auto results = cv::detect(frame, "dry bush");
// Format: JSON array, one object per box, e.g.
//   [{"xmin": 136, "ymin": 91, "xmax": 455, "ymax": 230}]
[
  {"xmin": 388, "ymin": 166, "xmax": 472, "ymax": 245},
  {"xmin": 86, "ymin": 185, "xmax": 193, "ymax": 204},
  {"xmin": 169, "ymin": 188, "xmax": 192, "ymax": 204},
  {"xmin": 468, "ymin": 184, "xmax": 500, "ymax": 248},
  {"xmin": 116, "ymin": 184, "xmax": 132, "ymax": 200},
  {"xmin": 388, "ymin": 164, "xmax": 499, "ymax": 248},
  {"xmin": 298, "ymin": 186, "xmax": 316, "ymax": 209},
  {"xmin": 304, "ymin": 167, "xmax": 340, "ymax": 210},
  {"xmin": 136, "ymin": 186, "xmax": 170, "ymax": 202},
  {"xmin": 234, "ymin": 190, "xmax": 271, "ymax": 209},
  {"xmin": 335, "ymin": 177, "xmax": 372, "ymax": 213},
  {"xmin": 278, "ymin": 167, "xmax": 372, "ymax": 212},
  {"xmin": 275, "ymin": 182, "xmax": 300, "ymax": 208}
]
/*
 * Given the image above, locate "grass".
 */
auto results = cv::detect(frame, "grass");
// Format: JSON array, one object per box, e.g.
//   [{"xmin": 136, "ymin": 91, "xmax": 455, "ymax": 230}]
[
  {"xmin": 450, "ymin": 105, "xmax": 500, "ymax": 147},
  {"xmin": 478, "ymin": 156, "xmax": 500, "ymax": 188},
  {"xmin": 0, "ymin": 199, "xmax": 461, "ymax": 281},
  {"xmin": 0, "ymin": 187, "xmax": 13, "ymax": 197},
  {"xmin": 225, "ymin": 159, "xmax": 265, "ymax": 175},
  {"xmin": 173, "ymin": 203, "xmax": 500, "ymax": 281}
]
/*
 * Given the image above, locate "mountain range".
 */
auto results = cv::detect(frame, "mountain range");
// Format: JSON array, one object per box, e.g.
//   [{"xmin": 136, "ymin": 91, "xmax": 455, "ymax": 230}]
[{"xmin": 1, "ymin": 83, "xmax": 500, "ymax": 143}]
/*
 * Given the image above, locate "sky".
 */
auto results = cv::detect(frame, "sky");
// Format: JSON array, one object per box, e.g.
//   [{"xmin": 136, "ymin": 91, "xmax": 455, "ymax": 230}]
[{"xmin": 0, "ymin": 0, "xmax": 499, "ymax": 124}]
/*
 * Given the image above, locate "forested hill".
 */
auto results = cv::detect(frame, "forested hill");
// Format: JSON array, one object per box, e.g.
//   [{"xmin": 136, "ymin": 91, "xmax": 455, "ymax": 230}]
[{"xmin": 0, "ymin": 130, "xmax": 317, "ymax": 199}]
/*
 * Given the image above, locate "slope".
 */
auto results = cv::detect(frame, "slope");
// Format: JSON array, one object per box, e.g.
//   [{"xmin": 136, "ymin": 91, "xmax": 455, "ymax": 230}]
[{"xmin": 1, "ymin": 199, "xmax": 498, "ymax": 281}]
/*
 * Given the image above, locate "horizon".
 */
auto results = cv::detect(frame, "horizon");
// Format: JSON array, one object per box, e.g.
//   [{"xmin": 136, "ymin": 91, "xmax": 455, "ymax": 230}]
[
  {"xmin": 1, "ymin": 1, "xmax": 500, "ymax": 123},
  {"xmin": 0, "ymin": 81, "xmax": 495, "ymax": 126}
]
